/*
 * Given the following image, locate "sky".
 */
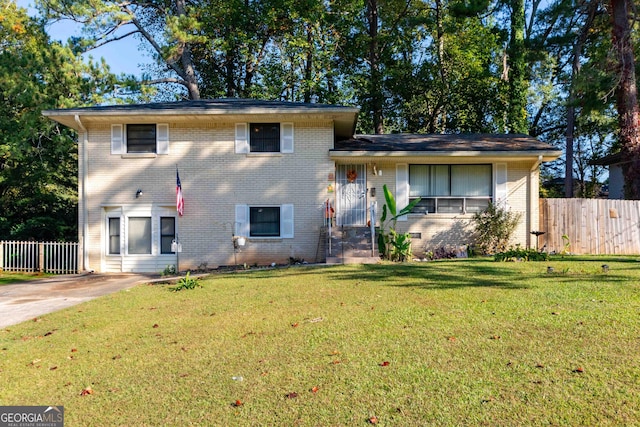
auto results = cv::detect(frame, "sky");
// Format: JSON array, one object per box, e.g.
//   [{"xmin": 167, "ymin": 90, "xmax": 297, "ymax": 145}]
[{"xmin": 17, "ymin": 0, "xmax": 152, "ymax": 76}]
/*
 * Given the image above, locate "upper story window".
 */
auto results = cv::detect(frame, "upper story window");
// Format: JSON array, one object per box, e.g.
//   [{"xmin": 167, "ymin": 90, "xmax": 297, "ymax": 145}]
[
  {"xmin": 111, "ymin": 124, "xmax": 169, "ymax": 155},
  {"xmin": 409, "ymin": 164, "xmax": 492, "ymax": 214},
  {"xmin": 250, "ymin": 123, "xmax": 280, "ymax": 152},
  {"xmin": 235, "ymin": 122, "xmax": 294, "ymax": 154},
  {"xmin": 127, "ymin": 124, "xmax": 157, "ymax": 153}
]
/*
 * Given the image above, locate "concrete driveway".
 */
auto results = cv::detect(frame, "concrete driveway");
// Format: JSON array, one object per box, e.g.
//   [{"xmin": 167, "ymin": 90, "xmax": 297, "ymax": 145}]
[{"xmin": 0, "ymin": 273, "xmax": 159, "ymax": 329}]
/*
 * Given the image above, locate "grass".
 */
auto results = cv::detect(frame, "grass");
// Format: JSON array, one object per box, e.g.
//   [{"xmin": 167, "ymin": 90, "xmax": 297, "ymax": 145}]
[
  {"xmin": 0, "ymin": 271, "xmax": 50, "ymax": 285},
  {"xmin": 1, "ymin": 257, "xmax": 639, "ymax": 426}
]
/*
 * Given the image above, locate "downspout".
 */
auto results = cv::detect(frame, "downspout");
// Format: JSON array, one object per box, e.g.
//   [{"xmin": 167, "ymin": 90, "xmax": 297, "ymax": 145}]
[
  {"xmin": 529, "ymin": 155, "xmax": 543, "ymax": 248},
  {"xmin": 74, "ymin": 115, "xmax": 90, "ymax": 272}
]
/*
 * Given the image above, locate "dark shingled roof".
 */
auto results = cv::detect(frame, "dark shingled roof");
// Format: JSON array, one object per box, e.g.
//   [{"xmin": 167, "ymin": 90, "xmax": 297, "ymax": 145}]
[
  {"xmin": 44, "ymin": 98, "xmax": 359, "ymax": 114},
  {"xmin": 333, "ymin": 133, "xmax": 558, "ymax": 152}
]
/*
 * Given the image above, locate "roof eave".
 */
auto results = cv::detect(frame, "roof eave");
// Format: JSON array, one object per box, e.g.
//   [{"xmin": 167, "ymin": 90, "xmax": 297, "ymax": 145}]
[{"xmin": 329, "ymin": 150, "xmax": 563, "ymax": 162}]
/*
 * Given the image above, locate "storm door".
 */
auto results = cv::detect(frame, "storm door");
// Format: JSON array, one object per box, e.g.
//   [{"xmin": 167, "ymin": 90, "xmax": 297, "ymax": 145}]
[{"xmin": 336, "ymin": 164, "xmax": 367, "ymax": 226}]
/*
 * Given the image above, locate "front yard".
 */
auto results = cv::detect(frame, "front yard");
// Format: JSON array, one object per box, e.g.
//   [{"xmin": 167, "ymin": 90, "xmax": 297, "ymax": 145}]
[{"xmin": 1, "ymin": 257, "xmax": 639, "ymax": 425}]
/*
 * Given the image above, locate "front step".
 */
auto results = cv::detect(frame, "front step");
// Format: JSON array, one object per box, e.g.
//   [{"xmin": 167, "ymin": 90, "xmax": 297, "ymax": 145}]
[
  {"xmin": 325, "ymin": 226, "xmax": 380, "ymax": 264},
  {"xmin": 326, "ymin": 256, "xmax": 380, "ymax": 265}
]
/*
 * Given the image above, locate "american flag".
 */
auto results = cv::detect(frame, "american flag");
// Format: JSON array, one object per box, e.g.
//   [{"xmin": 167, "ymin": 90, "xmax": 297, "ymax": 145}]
[{"xmin": 176, "ymin": 168, "xmax": 184, "ymax": 216}]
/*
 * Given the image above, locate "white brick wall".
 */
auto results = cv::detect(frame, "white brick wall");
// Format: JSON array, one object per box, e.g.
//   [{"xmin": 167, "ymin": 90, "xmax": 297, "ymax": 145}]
[
  {"xmin": 363, "ymin": 159, "xmax": 540, "ymax": 256},
  {"xmin": 82, "ymin": 120, "xmax": 335, "ymax": 272}
]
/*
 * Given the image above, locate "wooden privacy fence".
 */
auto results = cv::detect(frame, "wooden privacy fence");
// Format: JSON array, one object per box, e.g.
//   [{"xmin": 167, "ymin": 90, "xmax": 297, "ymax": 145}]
[
  {"xmin": 0, "ymin": 241, "xmax": 79, "ymax": 274},
  {"xmin": 539, "ymin": 199, "xmax": 640, "ymax": 255}
]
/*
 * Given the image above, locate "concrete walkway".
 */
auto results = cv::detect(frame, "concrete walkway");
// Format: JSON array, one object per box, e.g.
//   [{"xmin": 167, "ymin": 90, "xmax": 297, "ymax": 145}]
[{"xmin": 0, "ymin": 273, "xmax": 159, "ymax": 329}]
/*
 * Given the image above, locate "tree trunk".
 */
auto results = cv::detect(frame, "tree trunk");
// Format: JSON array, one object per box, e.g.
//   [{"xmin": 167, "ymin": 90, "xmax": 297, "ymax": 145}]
[
  {"xmin": 175, "ymin": 0, "xmax": 200, "ymax": 100},
  {"xmin": 565, "ymin": 0, "xmax": 598, "ymax": 197},
  {"xmin": 367, "ymin": 0, "xmax": 384, "ymax": 134},
  {"xmin": 506, "ymin": 0, "xmax": 528, "ymax": 134},
  {"xmin": 610, "ymin": 0, "xmax": 640, "ymax": 198}
]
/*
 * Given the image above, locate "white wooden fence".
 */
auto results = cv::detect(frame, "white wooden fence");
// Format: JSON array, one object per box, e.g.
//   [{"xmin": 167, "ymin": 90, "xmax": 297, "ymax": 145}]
[{"xmin": 0, "ymin": 241, "xmax": 79, "ymax": 274}]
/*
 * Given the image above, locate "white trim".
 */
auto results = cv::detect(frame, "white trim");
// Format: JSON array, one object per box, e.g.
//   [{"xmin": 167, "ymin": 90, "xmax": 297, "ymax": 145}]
[
  {"xmin": 111, "ymin": 124, "xmax": 123, "ymax": 154},
  {"xmin": 396, "ymin": 164, "xmax": 409, "ymax": 221},
  {"xmin": 281, "ymin": 204, "xmax": 294, "ymax": 238},
  {"xmin": 281, "ymin": 123, "xmax": 294, "ymax": 153},
  {"xmin": 494, "ymin": 163, "xmax": 508, "ymax": 208},
  {"xmin": 235, "ymin": 204, "xmax": 250, "ymax": 236},
  {"xmin": 235, "ymin": 123, "xmax": 249, "ymax": 154},
  {"xmin": 157, "ymin": 123, "xmax": 170, "ymax": 154}
]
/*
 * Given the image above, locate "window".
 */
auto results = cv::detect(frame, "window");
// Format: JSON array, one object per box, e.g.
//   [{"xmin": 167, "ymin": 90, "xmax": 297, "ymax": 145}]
[
  {"xmin": 111, "ymin": 124, "xmax": 169, "ymax": 155},
  {"xmin": 235, "ymin": 204, "xmax": 294, "ymax": 238},
  {"xmin": 250, "ymin": 207, "xmax": 280, "ymax": 237},
  {"xmin": 160, "ymin": 217, "xmax": 176, "ymax": 254},
  {"xmin": 235, "ymin": 123, "xmax": 294, "ymax": 154},
  {"xmin": 409, "ymin": 164, "xmax": 492, "ymax": 214},
  {"xmin": 108, "ymin": 218, "xmax": 120, "ymax": 254},
  {"xmin": 128, "ymin": 217, "xmax": 152, "ymax": 254},
  {"xmin": 250, "ymin": 123, "xmax": 280, "ymax": 152},
  {"xmin": 127, "ymin": 124, "xmax": 156, "ymax": 153}
]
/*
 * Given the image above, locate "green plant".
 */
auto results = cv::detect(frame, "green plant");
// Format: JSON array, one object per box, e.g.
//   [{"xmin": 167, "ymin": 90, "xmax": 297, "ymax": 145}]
[
  {"xmin": 388, "ymin": 229, "xmax": 413, "ymax": 261},
  {"xmin": 170, "ymin": 272, "xmax": 201, "ymax": 291},
  {"xmin": 471, "ymin": 202, "xmax": 523, "ymax": 254},
  {"xmin": 494, "ymin": 245, "xmax": 550, "ymax": 262},
  {"xmin": 162, "ymin": 265, "xmax": 177, "ymax": 276},
  {"xmin": 377, "ymin": 184, "xmax": 421, "ymax": 261},
  {"xmin": 560, "ymin": 234, "xmax": 571, "ymax": 256}
]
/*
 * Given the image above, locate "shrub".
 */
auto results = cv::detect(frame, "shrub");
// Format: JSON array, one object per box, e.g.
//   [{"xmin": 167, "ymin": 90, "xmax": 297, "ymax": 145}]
[
  {"xmin": 471, "ymin": 202, "xmax": 522, "ymax": 254},
  {"xmin": 170, "ymin": 272, "xmax": 201, "ymax": 291},
  {"xmin": 494, "ymin": 246, "xmax": 549, "ymax": 262}
]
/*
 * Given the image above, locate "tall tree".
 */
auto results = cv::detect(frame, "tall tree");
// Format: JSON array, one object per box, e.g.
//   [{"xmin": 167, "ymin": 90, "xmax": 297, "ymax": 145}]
[
  {"xmin": 610, "ymin": 0, "xmax": 640, "ymax": 198},
  {"xmin": 38, "ymin": 0, "xmax": 204, "ymax": 99},
  {"xmin": 0, "ymin": 0, "xmax": 117, "ymax": 239},
  {"xmin": 506, "ymin": 0, "xmax": 528, "ymax": 133}
]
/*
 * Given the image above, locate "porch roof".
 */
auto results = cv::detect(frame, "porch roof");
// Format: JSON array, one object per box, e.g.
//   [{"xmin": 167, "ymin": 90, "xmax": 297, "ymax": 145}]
[{"xmin": 330, "ymin": 133, "xmax": 562, "ymax": 162}]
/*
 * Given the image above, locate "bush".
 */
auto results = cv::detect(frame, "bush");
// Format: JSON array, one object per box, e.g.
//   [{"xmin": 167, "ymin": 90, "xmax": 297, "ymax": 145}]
[
  {"xmin": 494, "ymin": 246, "xmax": 549, "ymax": 262},
  {"xmin": 472, "ymin": 203, "xmax": 522, "ymax": 254},
  {"xmin": 170, "ymin": 272, "xmax": 201, "ymax": 291}
]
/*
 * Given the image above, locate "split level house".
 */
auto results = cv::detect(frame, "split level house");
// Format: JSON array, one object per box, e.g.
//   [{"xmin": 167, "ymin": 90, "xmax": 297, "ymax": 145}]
[{"xmin": 43, "ymin": 99, "xmax": 561, "ymax": 273}]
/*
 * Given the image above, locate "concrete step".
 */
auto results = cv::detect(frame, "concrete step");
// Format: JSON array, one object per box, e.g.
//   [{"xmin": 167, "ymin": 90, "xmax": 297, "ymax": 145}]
[{"xmin": 326, "ymin": 256, "xmax": 380, "ymax": 265}]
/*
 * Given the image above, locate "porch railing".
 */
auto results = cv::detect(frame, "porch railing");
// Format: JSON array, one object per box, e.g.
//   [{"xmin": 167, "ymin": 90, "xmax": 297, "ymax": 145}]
[{"xmin": 0, "ymin": 241, "xmax": 79, "ymax": 274}]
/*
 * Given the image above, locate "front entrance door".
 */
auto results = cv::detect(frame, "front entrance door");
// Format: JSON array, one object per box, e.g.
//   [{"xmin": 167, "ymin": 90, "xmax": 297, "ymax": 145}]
[{"xmin": 336, "ymin": 164, "xmax": 367, "ymax": 226}]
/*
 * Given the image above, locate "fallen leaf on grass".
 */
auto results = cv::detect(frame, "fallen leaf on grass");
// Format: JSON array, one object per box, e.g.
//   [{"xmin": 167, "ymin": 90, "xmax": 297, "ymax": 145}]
[
  {"xmin": 71, "ymin": 348, "xmax": 78, "ymax": 353},
  {"xmin": 231, "ymin": 400, "xmax": 243, "ymax": 407},
  {"xmin": 369, "ymin": 416, "xmax": 379, "ymax": 424},
  {"xmin": 291, "ymin": 322, "xmax": 299, "ymax": 328},
  {"xmin": 152, "ymin": 324, "xmax": 159, "ymax": 328},
  {"xmin": 490, "ymin": 335, "xmax": 501, "ymax": 340},
  {"xmin": 112, "ymin": 355, "xmax": 121, "ymax": 360},
  {"xmin": 80, "ymin": 387, "xmax": 93, "ymax": 396},
  {"xmin": 332, "ymin": 360, "xmax": 341, "ymax": 365},
  {"xmin": 573, "ymin": 367, "xmax": 584, "ymax": 373},
  {"xmin": 49, "ymin": 366, "xmax": 58, "ymax": 371},
  {"xmin": 311, "ymin": 386, "xmax": 319, "ymax": 393},
  {"xmin": 285, "ymin": 392, "xmax": 298, "ymax": 399},
  {"xmin": 379, "ymin": 361, "xmax": 390, "ymax": 367},
  {"xmin": 44, "ymin": 331, "xmax": 54, "ymax": 337},
  {"xmin": 448, "ymin": 336, "xmax": 457, "ymax": 342},
  {"xmin": 536, "ymin": 363, "xmax": 545, "ymax": 368}
]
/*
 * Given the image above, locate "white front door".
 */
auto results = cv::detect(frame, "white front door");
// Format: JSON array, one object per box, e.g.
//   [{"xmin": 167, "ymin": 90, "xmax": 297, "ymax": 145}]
[{"xmin": 336, "ymin": 164, "xmax": 367, "ymax": 226}]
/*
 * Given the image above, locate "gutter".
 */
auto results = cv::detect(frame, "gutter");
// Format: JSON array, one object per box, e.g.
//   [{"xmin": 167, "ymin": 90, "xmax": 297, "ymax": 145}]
[
  {"xmin": 74, "ymin": 115, "xmax": 91, "ymax": 272},
  {"xmin": 330, "ymin": 150, "xmax": 563, "ymax": 162}
]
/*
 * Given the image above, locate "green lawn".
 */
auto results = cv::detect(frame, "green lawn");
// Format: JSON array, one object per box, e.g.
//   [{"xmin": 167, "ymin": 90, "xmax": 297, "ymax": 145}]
[
  {"xmin": 0, "ymin": 272, "xmax": 49, "ymax": 285},
  {"xmin": 1, "ymin": 257, "xmax": 639, "ymax": 426}
]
